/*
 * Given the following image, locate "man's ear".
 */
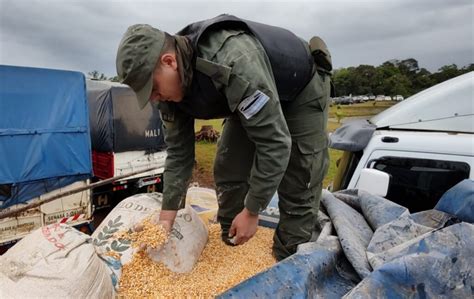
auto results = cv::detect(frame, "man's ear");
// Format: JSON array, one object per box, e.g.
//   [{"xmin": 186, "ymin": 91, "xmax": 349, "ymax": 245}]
[{"xmin": 160, "ymin": 53, "xmax": 178, "ymax": 71}]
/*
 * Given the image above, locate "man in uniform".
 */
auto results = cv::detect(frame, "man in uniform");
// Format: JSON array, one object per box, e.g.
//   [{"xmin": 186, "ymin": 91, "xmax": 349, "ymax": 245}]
[{"xmin": 116, "ymin": 14, "xmax": 332, "ymax": 260}]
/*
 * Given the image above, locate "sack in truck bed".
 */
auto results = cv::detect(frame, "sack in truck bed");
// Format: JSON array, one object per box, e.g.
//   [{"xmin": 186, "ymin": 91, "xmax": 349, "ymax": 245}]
[
  {"xmin": 92, "ymin": 192, "xmax": 208, "ymax": 291},
  {"xmin": 0, "ymin": 223, "xmax": 114, "ymax": 298}
]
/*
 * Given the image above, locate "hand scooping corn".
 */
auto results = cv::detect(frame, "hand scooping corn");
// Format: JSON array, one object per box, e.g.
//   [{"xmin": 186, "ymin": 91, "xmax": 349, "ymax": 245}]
[
  {"xmin": 128, "ymin": 218, "xmax": 169, "ymax": 251},
  {"xmin": 114, "ymin": 217, "xmax": 169, "ymax": 255}
]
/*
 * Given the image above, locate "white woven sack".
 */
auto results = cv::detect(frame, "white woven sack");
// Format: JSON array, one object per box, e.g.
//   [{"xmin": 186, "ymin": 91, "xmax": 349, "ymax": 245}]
[
  {"xmin": 92, "ymin": 192, "xmax": 208, "ymax": 289},
  {"xmin": 148, "ymin": 204, "xmax": 208, "ymax": 273},
  {"xmin": 0, "ymin": 223, "xmax": 114, "ymax": 299}
]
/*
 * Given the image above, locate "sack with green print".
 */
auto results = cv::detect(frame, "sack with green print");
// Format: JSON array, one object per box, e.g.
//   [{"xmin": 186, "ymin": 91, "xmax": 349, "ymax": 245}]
[{"xmin": 91, "ymin": 192, "xmax": 208, "ymax": 291}]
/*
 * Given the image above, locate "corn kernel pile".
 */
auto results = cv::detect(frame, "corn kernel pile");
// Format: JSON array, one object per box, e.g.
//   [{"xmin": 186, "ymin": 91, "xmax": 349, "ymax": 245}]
[
  {"xmin": 127, "ymin": 219, "xmax": 168, "ymax": 250},
  {"xmin": 119, "ymin": 224, "xmax": 276, "ymax": 298}
]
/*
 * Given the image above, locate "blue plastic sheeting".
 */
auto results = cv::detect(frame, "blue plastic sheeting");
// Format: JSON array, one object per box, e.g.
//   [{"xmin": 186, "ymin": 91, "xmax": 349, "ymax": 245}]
[
  {"xmin": 322, "ymin": 191, "xmax": 374, "ymax": 279},
  {"xmin": 347, "ymin": 223, "xmax": 473, "ymax": 298},
  {"xmin": 220, "ymin": 237, "xmax": 359, "ymax": 299},
  {"xmin": 435, "ymin": 179, "xmax": 474, "ymax": 223},
  {"xmin": 221, "ymin": 180, "xmax": 473, "ymax": 298},
  {"xmin": 0, "ymin": 65, "xmax": 92, "ymax": 208}
]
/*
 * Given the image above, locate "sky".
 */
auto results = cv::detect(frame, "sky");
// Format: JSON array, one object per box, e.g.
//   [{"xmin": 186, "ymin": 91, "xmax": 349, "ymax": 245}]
[{"xmin": 0, "ymin": 0, "xmax": 472, "ymax": 77}]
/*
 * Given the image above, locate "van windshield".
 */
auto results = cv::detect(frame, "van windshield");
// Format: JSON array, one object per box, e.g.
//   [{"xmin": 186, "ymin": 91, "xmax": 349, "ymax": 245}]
[{"xmin": 373, "ymin": 157, "xmax": 470, "ymax": 212}]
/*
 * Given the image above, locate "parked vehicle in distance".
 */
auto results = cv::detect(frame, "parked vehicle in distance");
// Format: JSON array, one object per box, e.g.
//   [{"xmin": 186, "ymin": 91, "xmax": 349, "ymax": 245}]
[
  {"xmin": 336, "ymin": 96, "xmax": 353, "ymax": 105},
  {"xmin": 394, "ymin": 95, "xmax": 404, "ymax": 101},
  {"xmin": 330, "ymin": 72, "xmax": 474, "ymax": 212},
  {"xmin": 375, "ymin": 95, "xmax": 385, "ymax": 101},
  {"xmin": 352, "ymin": 95, "xmax": 369, "ymax": 103}
]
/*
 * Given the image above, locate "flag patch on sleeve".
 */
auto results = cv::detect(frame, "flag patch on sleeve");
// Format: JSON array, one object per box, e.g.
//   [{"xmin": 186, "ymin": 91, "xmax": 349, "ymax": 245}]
[{"xmin": 237, "ymin": 90, "xmax": 270, "ymax": 119}]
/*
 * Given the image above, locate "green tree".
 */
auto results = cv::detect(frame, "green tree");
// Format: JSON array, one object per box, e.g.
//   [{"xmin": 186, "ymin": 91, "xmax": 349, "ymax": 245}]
[
  {"xmin": 332, "ymin": 68, "xmax": 351, "ymax": 96},
  {"xmin": 353, "ymin": 65, "xmax": 377, "ymax": 95},
  {"xmin": 88, "ymin": 70, "xmax": 107, "ymax": 80},
  {"xmin": 460, "ymin": 63, "xmax": 474, "ymax": 73},
  {"xmin": 430, "ymin": 64, "xmax": 461, "ymax": 84},
  {"xmin": 384, "ymin": 73, "xmax": 411, "ymax": 97},
  {"xmin": 331, "ymin": 59, "xmax": 471, "ymax": 98},
  {"xmin": 411, "ymin": 68, "xmax": 433, "ymax": 94},
  {"xmin": 109, "ymin": 76, "xmax": 120, "ymax": 82}
]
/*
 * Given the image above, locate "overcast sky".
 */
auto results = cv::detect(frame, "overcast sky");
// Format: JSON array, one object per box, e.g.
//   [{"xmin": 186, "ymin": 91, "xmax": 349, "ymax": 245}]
[{"xmin": 0, "ymin": 0, "xmax": 472, "ymax": 77}]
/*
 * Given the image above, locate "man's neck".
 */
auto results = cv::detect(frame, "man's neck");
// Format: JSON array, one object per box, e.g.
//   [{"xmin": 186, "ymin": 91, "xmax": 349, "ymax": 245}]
[{"xmin": 174, "ymin": 35, "xmax": 194, "ymax": 96}]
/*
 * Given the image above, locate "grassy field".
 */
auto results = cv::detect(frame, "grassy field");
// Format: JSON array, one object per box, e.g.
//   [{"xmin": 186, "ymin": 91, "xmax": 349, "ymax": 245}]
[
  {"xmin": 192, "ymin": 101, "xmax": 397, "ymax": 188},
  {"xmin": 328, "ymin": 101, "xmax": 394, "ymax": 119}
]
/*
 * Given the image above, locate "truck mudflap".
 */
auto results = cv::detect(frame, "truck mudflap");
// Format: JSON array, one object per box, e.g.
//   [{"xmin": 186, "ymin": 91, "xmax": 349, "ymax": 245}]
[
  {"xmin": 220, "ymin": 181, "xmax": 474, "ymax": 298},
  {"xmin": 0, "ymin": 180, "xmax": 92, "ymax": 245}
]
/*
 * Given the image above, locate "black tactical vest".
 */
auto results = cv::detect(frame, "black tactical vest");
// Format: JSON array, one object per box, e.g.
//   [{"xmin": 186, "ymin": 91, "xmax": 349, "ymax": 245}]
[{"xmin": 175, "ymin": 14, "xmax": 314, "ymax": 120}]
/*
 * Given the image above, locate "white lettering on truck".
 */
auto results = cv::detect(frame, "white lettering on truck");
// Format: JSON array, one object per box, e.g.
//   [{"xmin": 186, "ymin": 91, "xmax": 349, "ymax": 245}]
[{"xmin": 145, "ymin": 129, "xmax": 160, "ymax": 138}]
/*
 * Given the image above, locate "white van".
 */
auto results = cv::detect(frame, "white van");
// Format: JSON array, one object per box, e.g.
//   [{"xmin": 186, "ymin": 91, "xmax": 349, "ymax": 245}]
[
  {"xmin": 330, "ymin": 72, "xmax": 473, "ymax": 212},
  {"xmin": 394, "ymin": 95, "xmax": 404, "ymax": 101}
]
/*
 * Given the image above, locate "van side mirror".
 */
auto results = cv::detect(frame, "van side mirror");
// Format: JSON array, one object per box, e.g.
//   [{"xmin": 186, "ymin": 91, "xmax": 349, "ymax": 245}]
[{"xmin": 357, "ymin": 168, "xmax": 390, "ymax": 197}]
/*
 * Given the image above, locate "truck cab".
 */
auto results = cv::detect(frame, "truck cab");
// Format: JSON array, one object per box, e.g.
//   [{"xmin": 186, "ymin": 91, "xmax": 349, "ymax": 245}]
[{"xmin": 330, "ymin": 72, "xmax": 473, "ymax": 212}]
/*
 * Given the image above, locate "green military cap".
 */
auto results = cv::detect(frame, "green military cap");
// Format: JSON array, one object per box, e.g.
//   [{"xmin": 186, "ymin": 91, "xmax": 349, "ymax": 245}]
[{"xmin": 116, "ymin": 24, "xmax": 165, "ymax": 109}]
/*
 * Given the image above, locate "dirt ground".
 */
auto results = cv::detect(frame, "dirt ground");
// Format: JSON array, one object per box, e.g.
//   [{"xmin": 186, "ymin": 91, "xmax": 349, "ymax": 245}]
[{"xmin": 191, "ymin": 163, "xmax": 216, "ymax": 189}]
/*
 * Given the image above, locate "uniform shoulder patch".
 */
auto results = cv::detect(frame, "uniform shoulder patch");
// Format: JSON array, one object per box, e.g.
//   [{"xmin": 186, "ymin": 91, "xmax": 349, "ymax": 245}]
[{"xmin": 237, "ymin": 90, "xmax": 270, "ymax": 119}]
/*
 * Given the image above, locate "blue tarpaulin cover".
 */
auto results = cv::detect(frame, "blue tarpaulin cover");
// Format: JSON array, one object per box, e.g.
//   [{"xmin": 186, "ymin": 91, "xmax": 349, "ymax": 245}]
[
  {"xmin": 0, "ymin": 65, "xmax": 92, "ymax": 208},
  {"xmin": 220, "ymin": 180, "xmax": 474, "ymax": 298}
]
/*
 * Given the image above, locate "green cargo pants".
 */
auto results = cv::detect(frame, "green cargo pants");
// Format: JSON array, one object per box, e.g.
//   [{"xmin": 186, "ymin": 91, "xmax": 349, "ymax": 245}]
[{"xmin": 214, "ymin": 70, "xmax": 330, "ymax": 261}]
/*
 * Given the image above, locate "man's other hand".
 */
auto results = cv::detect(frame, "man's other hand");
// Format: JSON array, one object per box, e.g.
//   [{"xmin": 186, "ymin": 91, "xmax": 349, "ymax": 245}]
[{"xmin": 229, "ymin": 208, "xmax": 259, "ymax": 245}]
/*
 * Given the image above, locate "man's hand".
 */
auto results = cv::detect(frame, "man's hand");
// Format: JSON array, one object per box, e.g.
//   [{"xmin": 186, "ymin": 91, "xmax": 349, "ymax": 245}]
[
  {"xmin": 132, "ymin": 209, "xmax": 176, "ymax": 252},
  {"xmin": 229, "ymin": 208, "xmax": 259, "ymax": 245},
  {"xmin": 156, "ymin": 210, "xmax": 177, "ymax": 232},
  {"xmin": 134, "ymin": 209, "xmax": 177, "ymax": 233}
]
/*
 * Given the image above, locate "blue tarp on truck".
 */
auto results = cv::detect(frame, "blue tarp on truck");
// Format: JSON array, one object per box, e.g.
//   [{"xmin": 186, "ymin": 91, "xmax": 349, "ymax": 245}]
[{"xmin": 0, "ymin": 65, "xmax": 92, "ymax": 209}]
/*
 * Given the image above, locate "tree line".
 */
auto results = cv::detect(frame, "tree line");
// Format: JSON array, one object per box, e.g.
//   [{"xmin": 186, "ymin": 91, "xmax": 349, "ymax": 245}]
[
  {"xmin": 332, "ymin": 59, "xmax": 474, "ymax": 97},
  {"xmin": 87, "ymin": 70, "xmax": 119, "ymax": 82},
  {"xmin": 88, "ymin": 58, "xmax": 473, "ymax": 98}
]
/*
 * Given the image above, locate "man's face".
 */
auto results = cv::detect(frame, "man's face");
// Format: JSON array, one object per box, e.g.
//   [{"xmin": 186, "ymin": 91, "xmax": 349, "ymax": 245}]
[{"xmin": 149, "ymin": 53, "xmax": 183, "ymax": 103}]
